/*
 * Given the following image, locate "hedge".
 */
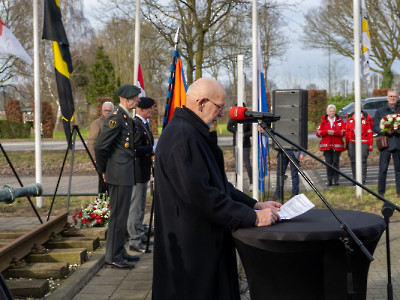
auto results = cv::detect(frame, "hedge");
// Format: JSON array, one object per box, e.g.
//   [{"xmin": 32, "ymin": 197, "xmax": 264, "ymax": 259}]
[{"xmin": 0, "ymin": 120, "xmax": 31, "ymax": 138}]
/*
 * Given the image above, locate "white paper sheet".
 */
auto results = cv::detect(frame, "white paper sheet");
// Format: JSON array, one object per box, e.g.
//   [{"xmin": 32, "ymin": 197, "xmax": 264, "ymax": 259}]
[{"xmin": 277, "ymin": 193, "xmax": 315, "ymax": 220}]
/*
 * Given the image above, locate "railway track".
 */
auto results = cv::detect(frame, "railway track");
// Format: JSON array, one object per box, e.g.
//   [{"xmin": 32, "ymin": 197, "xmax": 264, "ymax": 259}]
[{"xmin": 0, "ymin": 212, "xmax": 106, "ymax": 299}]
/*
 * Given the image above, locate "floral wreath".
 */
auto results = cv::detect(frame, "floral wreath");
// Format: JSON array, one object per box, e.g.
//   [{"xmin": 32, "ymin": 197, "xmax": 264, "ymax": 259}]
[
  {"xmin": 380, "ymin": 114, "xmax": 400, "ymax": 132},
  {"xmin": 72, "ymin": 195, "xmax": 110, "ymax": 228}
]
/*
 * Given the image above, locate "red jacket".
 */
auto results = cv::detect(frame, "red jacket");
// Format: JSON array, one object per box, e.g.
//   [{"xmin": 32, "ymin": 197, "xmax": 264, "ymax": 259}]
[
  {"xmin": 345, "ymin": 112, "xmax": 373, "ymax": 152},
  {"xmin": 316, "ymin": 115, "xmax": 345, "ymax": 151}
]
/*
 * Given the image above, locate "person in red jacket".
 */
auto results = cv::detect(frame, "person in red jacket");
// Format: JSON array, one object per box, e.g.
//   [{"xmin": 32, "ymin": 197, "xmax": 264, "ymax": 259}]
[
  {"xmin": 316, "ymin": 104, "xmax": 346, "ymax": 186},
  {"xmin": 345, "ymin": 104, "xmax": 373, "ymax": 185}
]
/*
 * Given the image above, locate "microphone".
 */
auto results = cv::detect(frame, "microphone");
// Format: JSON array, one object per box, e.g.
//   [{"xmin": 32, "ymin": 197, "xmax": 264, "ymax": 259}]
[{"xmin": 229, "ymin": 106, "xmax": 280, "ymax": 122}]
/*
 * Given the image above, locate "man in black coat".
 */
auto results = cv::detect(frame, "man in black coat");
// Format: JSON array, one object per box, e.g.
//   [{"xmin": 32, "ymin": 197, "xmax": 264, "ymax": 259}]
[
  {"xmin": 128, "ymin": 97, "xmax": 155, "ymax": 252},
  {"xmin": 95, "ymin": 84, "xmax": 141, "ymax": 269},
  {"xmin": 152, "ymin": 77, "xmax": 281, "ymax": 300},
  {"xmin": 372, "ymin": 88, "xmax": 400, "ymax": 197}
]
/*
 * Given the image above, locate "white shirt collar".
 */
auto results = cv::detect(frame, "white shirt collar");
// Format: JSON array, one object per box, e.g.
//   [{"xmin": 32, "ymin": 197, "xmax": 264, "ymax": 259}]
[{"xmin": 135, "ymin": 114, "xmax": 147, "ymax": 124}]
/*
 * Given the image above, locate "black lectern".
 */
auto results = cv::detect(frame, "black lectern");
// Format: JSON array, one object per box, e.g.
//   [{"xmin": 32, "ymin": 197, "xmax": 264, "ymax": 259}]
[{"xmin": 233, "ymin": 209, "xmax": 386, "ymax": 300}]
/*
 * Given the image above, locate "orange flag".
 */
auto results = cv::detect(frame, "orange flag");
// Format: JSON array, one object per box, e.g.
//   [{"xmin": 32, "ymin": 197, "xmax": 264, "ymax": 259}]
[{"xmin": 168, "ymin": 57, "xmax": 186, "ymax": 123}]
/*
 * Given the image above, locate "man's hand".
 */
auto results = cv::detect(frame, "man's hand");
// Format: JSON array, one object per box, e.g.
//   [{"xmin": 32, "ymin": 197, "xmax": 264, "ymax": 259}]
[
  {"xmin": 253, "ymin": 201, "xmax": 281, "ymax": 226},
  {"xmin": 255, "ymin": 208, "xmax": 281, "ymax": 226},
  {"xmin": 254, "ymin": 201, "xmax": 282, "ymax": 211}
]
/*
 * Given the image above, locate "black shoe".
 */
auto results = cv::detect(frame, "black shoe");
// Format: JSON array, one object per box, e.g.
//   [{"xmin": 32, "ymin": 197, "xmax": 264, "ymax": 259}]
[
  {"xmin": 123, "ymin": 253, "xmax": 140, "ymax": 262},
  {"xmin": 333, "ymin": 181, "xmax": 339, "ymax": 186},
  {"xmin": 130, "ymin": 244, "xmax": 146, "ymax": 253},
  {"xmin": 105, "ymin": 261, "xmax": 135, "ymax": 269},
  {"xmin": 326, "ymin": 180, "xmax": 332, "ymax": 186}
]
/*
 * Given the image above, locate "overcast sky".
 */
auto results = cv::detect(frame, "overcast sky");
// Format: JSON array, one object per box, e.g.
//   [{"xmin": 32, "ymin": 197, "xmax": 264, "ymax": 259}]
[{"xmin": 83, "ymin": 0, "xmax": 399, "ymax": 93}]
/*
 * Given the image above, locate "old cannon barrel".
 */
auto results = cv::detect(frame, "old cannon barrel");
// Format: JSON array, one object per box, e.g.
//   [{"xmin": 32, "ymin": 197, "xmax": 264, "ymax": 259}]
[{"xmin": 0, "ymin": 183, "xmax": 43, "ymax": 204}]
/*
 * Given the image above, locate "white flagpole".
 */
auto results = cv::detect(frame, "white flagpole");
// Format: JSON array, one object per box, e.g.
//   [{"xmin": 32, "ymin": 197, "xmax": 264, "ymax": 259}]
[
  {"xmin": 133, "ymin": 0, "xmax": 140, "ymax": 85},
  {"xmin": 353, "ymin": 0, "xmax": 362, "ymax": 196},
  {"xmin": 252, "ymin": 0, "xmax": 259, "ymax": 200},
  {"xmin": 237, "ymin": 55, "xmax": 244, "ymax": 191},
  {"xmin": 33, "ymin": 0, "xmax": 42, "ymax": 207}
]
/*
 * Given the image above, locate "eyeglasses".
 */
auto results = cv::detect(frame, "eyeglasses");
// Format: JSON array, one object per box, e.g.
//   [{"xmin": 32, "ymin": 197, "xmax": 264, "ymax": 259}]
[
  {"xmin": 206, "ymin": 98, "xmax": 225, "ymax": 113},
  {"xmin": 389, "ymin": 95, "xmax": 399, "ymax": 98}
]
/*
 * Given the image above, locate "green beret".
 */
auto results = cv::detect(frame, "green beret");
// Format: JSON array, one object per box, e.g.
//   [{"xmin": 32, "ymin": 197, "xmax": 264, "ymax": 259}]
[
  {"xmin": 117, "ymin": 84, "xmax": 141, "ymax": 98},
  {"xmin": 138, "ymin": 97, "xmax": 155, "ymax": 109}
]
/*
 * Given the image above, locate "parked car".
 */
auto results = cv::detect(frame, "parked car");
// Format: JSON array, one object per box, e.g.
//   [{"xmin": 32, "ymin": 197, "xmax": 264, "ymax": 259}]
[{"xmin": 337, "ymin": 97, "xmax": 389, "ymax": 123}]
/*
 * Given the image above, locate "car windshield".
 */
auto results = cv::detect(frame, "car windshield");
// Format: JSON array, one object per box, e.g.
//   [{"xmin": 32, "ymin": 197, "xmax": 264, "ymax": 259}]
[
  {"xmin": 339, "ymin": 98, "xmax": 388, "ymax": 114},
  {"xmin": 339, "ymin": 102, "xmax": 357, "ymax": 115}
]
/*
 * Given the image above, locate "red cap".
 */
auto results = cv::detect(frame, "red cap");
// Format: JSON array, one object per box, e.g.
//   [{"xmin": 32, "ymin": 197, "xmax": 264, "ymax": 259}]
[{"xmin": 229, "ymin": 106, "xmax": 248, "ymax": 120}]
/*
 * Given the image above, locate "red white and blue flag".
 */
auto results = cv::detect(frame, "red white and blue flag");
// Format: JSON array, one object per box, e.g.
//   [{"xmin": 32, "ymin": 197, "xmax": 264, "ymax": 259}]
[
  {"xmin": 257, "ymin": 32, "xmax": 269, "ymax": 193},
  {"xmin": 137, "ymin": 63, "xmax": 146, "ymax": 97}
]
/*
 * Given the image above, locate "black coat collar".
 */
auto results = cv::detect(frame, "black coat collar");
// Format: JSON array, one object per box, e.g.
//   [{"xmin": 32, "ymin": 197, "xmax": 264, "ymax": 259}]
[{"xmin": 174, "ymin": 106, "xmax": 210, "ymax": 137}]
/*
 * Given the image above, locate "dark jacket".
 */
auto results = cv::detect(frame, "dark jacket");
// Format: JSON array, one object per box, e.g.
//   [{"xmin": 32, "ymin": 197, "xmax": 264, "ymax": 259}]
[
  {"xmin": 153, "ymin": 106, "xmax": 257, "ymax": 300},
  {"xmin": 373, "ymin": 103, "xmax": 400, "ymax": 151},
  {"xmin": 227, "ymin": 118, "xmax": 252, "ymax": 148},
  {"xmin": 94, "ymin": 105, "xmax": 135, "ymax": 186},
  {"xmin": 133, "ymin": 116, "xmax": 154, "ymax": 183}
]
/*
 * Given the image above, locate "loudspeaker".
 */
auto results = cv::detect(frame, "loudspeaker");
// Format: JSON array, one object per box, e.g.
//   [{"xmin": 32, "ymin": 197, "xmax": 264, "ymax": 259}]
[{"xmin": 272, "ymin": 89, "xmax": 308, "ymax": 150}]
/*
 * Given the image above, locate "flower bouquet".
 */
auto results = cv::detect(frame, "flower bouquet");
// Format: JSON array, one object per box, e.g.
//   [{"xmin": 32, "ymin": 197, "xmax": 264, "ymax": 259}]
[
  {"xmin": 380, "ymin": 114, "xmax": 400, "ymax": 132},
  {"xmin": 72, "ymin": 195, "xmax": 110, "ymax": 228}
]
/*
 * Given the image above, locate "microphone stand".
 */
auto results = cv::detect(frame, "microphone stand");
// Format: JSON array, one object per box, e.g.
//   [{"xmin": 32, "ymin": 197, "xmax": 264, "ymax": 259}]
[
  {"xmin": 276, "ymin": 149, "xmax": 286, "ymax": 204},
  {"xmin": 263, "ymin": 123, "xmax": 400, "ymax": 300}
]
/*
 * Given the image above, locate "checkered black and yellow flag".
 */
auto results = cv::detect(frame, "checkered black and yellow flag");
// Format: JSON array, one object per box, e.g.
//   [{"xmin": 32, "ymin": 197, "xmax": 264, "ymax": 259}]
[{"xmin": 42, "ymin": 0, "xmax": 74, "ymax": 143}]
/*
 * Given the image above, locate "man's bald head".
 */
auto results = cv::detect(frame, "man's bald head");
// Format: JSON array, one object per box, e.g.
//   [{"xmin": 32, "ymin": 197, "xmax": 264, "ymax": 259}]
[{"xmin": 185, "ymin": 78, "xmax": 226, "ymax": 127}]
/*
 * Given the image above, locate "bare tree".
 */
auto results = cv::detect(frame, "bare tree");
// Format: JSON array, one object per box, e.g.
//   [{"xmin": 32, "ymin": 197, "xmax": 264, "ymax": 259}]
[
  {"xmin": 40, "ymin": 0, "xmax": 93, "ymax": 129},
  {"xmin": 141, "ymin": 0, "xmax": 253, "ymax": 84},
  {"xmin": 301, "ymin": 0, "xmax": 400, "ymax": 88},
  {"xmin": 93, "ymin": 17, "xmax": 170, "ymax": 100},
  {"xmin": 92, "ymin": 0, "xmax": 291, "ymax": 92},
  {"xmin": 258, "ymin": 3, "xmax": 288, "ymax": 78},
  {"xmin": 0, "ymin": 0, "xmax": 33, "ymax": 87},
  {"xmin": 212, "ymin": 2, "xmax": 289, "ymax": 96},
  {"xmin": 318, "ymin": 58, "xmax": 346, "ymax": 95}
]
